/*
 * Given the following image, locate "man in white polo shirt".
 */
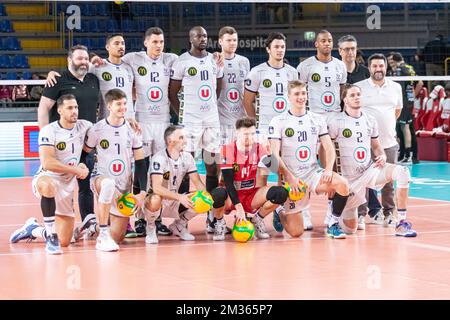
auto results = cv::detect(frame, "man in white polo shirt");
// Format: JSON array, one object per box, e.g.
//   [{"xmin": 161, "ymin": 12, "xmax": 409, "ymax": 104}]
[{"xmin": 355, "ymin": 53, "xmax": 403, "ymax": 227}]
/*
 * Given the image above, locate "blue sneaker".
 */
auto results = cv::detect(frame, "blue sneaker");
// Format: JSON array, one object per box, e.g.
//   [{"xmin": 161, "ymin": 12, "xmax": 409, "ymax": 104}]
[
  {"xmin": 9, "ymin": 217, "xmax": 39, "ymax": 243},
  {"xmin": 395, "ymin": 220, "xmax": 417, "ymax": 237},
  {"xmin": 46, "ymin": 233, "xmax": 63, "ymax": 255},
  {"xmin": 272, "ymin": 208, "xmax": 284, "ymax": 233},
  {"xmin": 326, "ymin": 223, "xmax": 346, "ymax": 239}
]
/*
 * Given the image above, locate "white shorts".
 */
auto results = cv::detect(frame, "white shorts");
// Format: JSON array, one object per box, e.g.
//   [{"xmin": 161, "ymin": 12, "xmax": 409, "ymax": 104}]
[
  {"xmin": 220, "ymin": 124, "xmax": 236, "ymax": 146},
  {"xmin": 284, "ymin": 165, "xmax": 325, "ymax": 214},
  {"xmin": 32, "ymin": 173, "xmax": 76, "ymax": 218},
  {"xmin": 90, "ymin": 176, "xmax": 132, "ymax": 218},
  {"xmin": 143, "ymin": 198, "xmax": 196, "ymax": 219},
  {"xmin": 141, "ymin": 122, "xmax": 170, "ymax": 157},
  {"xmin": 346, "ymin": 164, "xmax": 391, "ymax": 209},
  {"xmin": 184, "ymin": 125, "xmax": 220, "ymax": 154}
]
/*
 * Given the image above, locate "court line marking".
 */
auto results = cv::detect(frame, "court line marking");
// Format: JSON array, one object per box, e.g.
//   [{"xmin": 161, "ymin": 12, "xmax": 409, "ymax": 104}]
[{"xmin": 2, "ymin": 229, "xmax": 450, "ymax": 257}]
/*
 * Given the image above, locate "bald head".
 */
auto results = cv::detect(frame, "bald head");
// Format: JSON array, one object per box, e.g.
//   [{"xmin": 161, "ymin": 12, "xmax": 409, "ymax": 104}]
[{"xmin": 189, "ymin": 26, "xmax": 208, "ymax": 51}]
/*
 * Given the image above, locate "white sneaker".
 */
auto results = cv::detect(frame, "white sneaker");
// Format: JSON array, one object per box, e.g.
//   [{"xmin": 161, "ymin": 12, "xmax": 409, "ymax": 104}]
[
  {"xmin": 303, "ymin": 209, "xmax": 313, "ymax": 231},
  {"xmin": 169, "ymin": 221, "xmax": 195, "ymax": 241},
  {"xmin": 384, "ymin": 214, "xmax": 397, "ymax": 228},
  {"xmin": 213, "ymin": 219, "xmax": 226, "ymax": 241},
  {"xmin": 366, "ymin": 211, "xmax": 384, "ymax": 225},
  {"xmin": 96, "ymin": 230, "xmax": 119, "ymax": 252},
  {"xmin": 357, "ymin": 215, "xmax": 366, "ymax": 230},
  {"xmin": 145, "ymin": 224, "xmax": 158, "ymax": 244},
  {"xmin": 251, "ymin": 214, "xmax": 270, "ymax": 239}
]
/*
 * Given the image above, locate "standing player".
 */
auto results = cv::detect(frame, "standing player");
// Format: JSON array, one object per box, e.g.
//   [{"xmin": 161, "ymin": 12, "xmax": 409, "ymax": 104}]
[
  {"xmin": 268, "ymin": 80, "xmax": 350, "ymax": 239},
  {"xmin": 169, "ymin": 26, "xmax": 223, "ymax": 232},
  {"xmin": 10, "ymin": 94, "xmax": 91, "ymax": 254},
  {"xmin": 327, "ymin": 84, "xmax": 417, "ymax": 237},
  {"xmin": 211, "ymin": 117, "xmax": 288, "ymax": 240},
  {"xmin": 84, "ymin": 89, "xmax": 147, "ymax": 251},
  {"xmin": 243, "ymin": 32, "xmax": 298, "ymax": 134},
  {"xmin": 141, "ymin": 125, "xmax": 210, "ymax": 243},
  {"xmin": 297, "ymin": 30, "xmax": 347, "ymax": 230},
  {"xmin": 217, "ymin": 26, "xmax": 251, "ymax": 146}
]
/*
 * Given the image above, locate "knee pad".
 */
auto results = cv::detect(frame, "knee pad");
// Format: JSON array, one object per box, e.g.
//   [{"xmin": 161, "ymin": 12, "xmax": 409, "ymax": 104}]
[
  {"xmin": 211, "ymin": 187, "xmax": 228, "ymax": 208},
  {"xmin": 392, "ymin": 165, "xmax": 410, "ymax": 188},
  {"xmin": 266, "ymin": 186, "xmax": 288, "ymax": 205},
  {"xmin": 98, "ymin": 178, "xmax": 116, "ymax": 204}
]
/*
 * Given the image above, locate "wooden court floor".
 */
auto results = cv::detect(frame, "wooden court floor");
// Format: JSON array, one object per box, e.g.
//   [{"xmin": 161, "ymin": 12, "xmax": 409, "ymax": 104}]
[{"xmin": 1, "ymin": 177, "xmax": 450, "ymax": 299}]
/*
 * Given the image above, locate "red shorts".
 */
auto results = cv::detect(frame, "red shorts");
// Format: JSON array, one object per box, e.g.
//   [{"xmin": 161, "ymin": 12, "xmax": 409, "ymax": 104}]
[{"xmin": 230, "ymin": 187, "xmax": 260, "ymax": 214}]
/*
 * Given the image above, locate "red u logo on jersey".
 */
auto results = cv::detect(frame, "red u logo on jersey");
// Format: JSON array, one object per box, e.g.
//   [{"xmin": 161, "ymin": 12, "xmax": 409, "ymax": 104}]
[
  {"xmin": 198, "ymin": 85, "xmax": 212, "ymax": 101},
  {"xmin": 321, "ymin": 91, "xmax": 335, "ymax": 108},
  {"xmin": 147, "ymin": 86, "xmax": 163, "ymax": 102},
  {"xmin": 226, "ymin": 88, "xmax": 239, "ymax": 103},
  {"xmin": 353, "ymin": 147, "xmax": 368, "ymax": 163},
  {"xmin": 272, "ymin": 97, "xmax": 287, "ymax": 113},
  {"xmin": 295, "ymin": 146, "xmax": 311, "ymax": 162},
  {"xmin": 109, "ymin": 159, "xmax": 126, "ymax": 176}
]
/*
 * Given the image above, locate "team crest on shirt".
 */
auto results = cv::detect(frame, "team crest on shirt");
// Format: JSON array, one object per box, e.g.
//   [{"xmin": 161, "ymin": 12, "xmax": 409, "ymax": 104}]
[
  {"xmin": 109, "ymin": 159, "xmax": 125, "ymax": 176},
  {"xmin": 153, "ymin": 162, "xmax": 160, "ymax": 171},
  {"xmin": 138, "ymin": 67, "xmax": 147, "ymax": 76},
  {"xmin": 321, "ymin": 91, "xmax": 335, "ymax": 108},
  {"xmin": 147, "ymin": 86, "xmax": 163, "ymax": 102},
  {"xmin": 163, "ymin": 171, "xmax": 170, "ymax": 180},
  {"xmin": 295, "ymin": 146, "xmax": 311, "ymax": 162},
  {"xmin": 262, "ymin": 79, "xmax": 272, "ymax": 88},
  {"xmin": 226, "ymin": 88, "xmax": 240, "ymax": 103},
  {"xmin": 100, "ymin": 139, "xmax": 109, "ymax": 149},
  {"xmin": 353, "ymin": 147, "xmax": 368, "ymax": 163},
  {"xmin": 102, "ymin": 72, "xmax": 112, "ymax": 81},
  {"xmin": 188, "ymin": 67, "xmax": 197, "ymax": 76},
  {"xmin": 272, "ymin": 97, "xmax": 287, "ymax": 113},
  {"xmin": 342, "ymin": 128, "xmax": 352, "ymax": 138},
  {"xmin": 198, "ymin": 85, "xmax": 212, "ymax": 101},
  {"xmin": 65, "ymin": 157, "xmax": 77, "ymax": 167},
  {"xmin": 233, "ymin": 163, "xmax": 240, "ymax": 172},
  {"xmin": 56, "ymin": 142, "xmax": 66, "ymax": 151},
  {"xmin": 311, "ymin": 73, "xmax": 321, "ymax": 82},
  {"xmin": 285, "ymin": 128, "xmax": 295, "ymax": 137}
]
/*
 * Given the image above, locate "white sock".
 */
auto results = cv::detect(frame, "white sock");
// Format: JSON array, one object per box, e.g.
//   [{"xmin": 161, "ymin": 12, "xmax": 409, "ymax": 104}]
[
  {"xmin": 328, "ymin": 214, "xmax": 340, "ymax": 228},
  {"xmin": 397, "ymin": 209, "xmax": 407, "ymax": 221},
  {"xmin": 31, "ymin": 226, "xmax": 47, "ymax": 240},
  {"xmin": 99, "ymin": 225, "xmax": 109, "ymax": 236},
  {"xmin": 43, "ymin": 217, "xmax": 55, "ymax": 235}
]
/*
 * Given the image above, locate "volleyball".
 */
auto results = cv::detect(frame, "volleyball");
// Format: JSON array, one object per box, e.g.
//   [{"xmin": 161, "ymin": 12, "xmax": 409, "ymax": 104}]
[
  {"xmin": 232, "ymin": 220, "xmax": 255, "ymax": 243},
  {"xmin": 117, "ymin": 192, "xmax": 136, "ymax": 216},
  {"xmin": 190, "ymin": 190, "xmax": 214, "ymax": 213},
  {"xmin": 114, "ymin": 1, "xmax": 125, "ymax": 5},
  {"xmin": 284, "ymin": 181, "xmax": 307, "ymax": 201}
]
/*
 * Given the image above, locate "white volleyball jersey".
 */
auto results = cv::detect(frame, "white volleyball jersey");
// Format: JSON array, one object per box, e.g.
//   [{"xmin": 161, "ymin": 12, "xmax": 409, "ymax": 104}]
[
  {"xmin": 327, "ymin": 111, "xmax": 379, "ymax": 180},
  {"xmin": 89, "ymin": 59, "xmax": 134, "ymax": 120},
  {"xmin": 85, "ymin": 119, "xmax": 143, "ymax": 191},
  {"xmin": 245, "ymin": 62, "xmax": 298, "ymax": 132},
  {"xmin": 171, "ymin": 52, "xmax": 224, "ymax": 127},
  {"xmin": 218, "ymin": 54, "xmax": 250, "ymax": 126},
  {"xmin": 150, "ymin": 149, "xmax": 198, "ymax": 192},
  {"xmin": 297, "ymin": 56, "xmax": 347, "ymax": 113},
  {"xmin": 122, "ymin": 52, "xmax": 178, "ymax": 123},
  {"xmin": 268, "ymin": 111, "xmax": 328, "ymax": 176},
  {"xmin": 36, "ymin": 120, "xmax": 92, "ymax": 181}
]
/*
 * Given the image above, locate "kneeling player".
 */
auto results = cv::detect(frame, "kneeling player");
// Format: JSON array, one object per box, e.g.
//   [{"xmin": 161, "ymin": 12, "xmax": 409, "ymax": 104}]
[
  {"xmin": 327, "ymin": 84, "xmax": 416, "ymax": 237},
  {"xmin": 84, "ymin": 89, "xmax": 147, "ymax": 252},
  {"xmin": 141, "ymin": 125, "xmax": 210, "ymax": 244},
  {"xmin": 211, "ymin": 117, "xmax": 288, "ymax": 241},
  {"xmin": 10, "ymin": 95, "xmax": 91, "ymax": 254},
  {"xmin": 269, "ymin": 80, "xmax": 350, "ymax": 239}
]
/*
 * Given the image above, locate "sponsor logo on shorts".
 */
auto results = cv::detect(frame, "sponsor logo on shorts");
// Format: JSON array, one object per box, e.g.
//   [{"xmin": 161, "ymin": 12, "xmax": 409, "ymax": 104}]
[
  {"xmin": 102, "ymin": 72, "xmax": 112, "ymax": 81},
  {"xmin": 138, "ymin": 66, "xmax": 147, "ymax": 76},
  {"xmin": 99, "ymin": 139, "xmax": 109, "ymax": 149},
  {"xmin": 56, "ymin": 142, "xmax": 66, "ymax": 151},
  {"xmin": 342, "ymin": 128, "xmax": 352, "ymax": 138},
  {"xmin": 285, "ymin": 128, "xmax": 295, "ymax": 137},
  {"xmin": 188, "ymin": 67, "xmax": 197, "ymax": 76},
  {"xmin": 262, "ymin": 79, "xmax": 272, "ymax": 88},
  {"xmin": 311, "ymin": 73, "xmax": 321, "ymax": 82}
]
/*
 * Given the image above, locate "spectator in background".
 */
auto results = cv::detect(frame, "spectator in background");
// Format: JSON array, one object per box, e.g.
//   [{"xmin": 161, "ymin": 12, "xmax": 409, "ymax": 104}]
[
  {"xmin": 29, "ymin": 73, "xmax": 45, "ymax": 101},
  {"xmin": 111, "ymin": 1, "xmax": 133, "ymax": 26},
  {"xmin": 412, "ymin": 50, "xmax": 426, "ymax": 76},
  {"xmin": 12, "ymin": 77, "xmax": 30, "ymax": 107},
  {"xmin": 356, "ymin": 49, "xmax": 366, "ymax": 66},
  {"xmin": 0, "ymin": 85, "xmax": 13, "ymax": 107},
  {"xmin": 423, "ymin": 34, "xmax": 448, "ymax": 76}
]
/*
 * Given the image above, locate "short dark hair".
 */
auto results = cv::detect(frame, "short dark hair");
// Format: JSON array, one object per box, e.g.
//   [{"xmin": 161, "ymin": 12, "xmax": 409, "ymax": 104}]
[
  {"xmin": 265, "ymin": 32, "xmax": 286, "ymax": 48},
  {"xmin": 368, "ymin": 53, "xmax": 387, "ymax": 66},
  {"xmin": 235, "ymin": 117, "xmax": 256, "ymax": 130},
  {"xmin": 164, "ymin": 125, "xmax": 184, "ymax": 145},
  {"xmin": 390, "ymin": 52, "xmax": 404, "ymax": 62},
  {"xmin": 144, "ymin": 27, "xmax": 164, "ymax": 38},
  {"xmin": 68, "ymin": 45, "xmax": 88, "ymax": 58},
  {"xmin": 57, "ymin": 94, "xmax": 77, "ymax": 108},
  {"xmin": 106, "ymin": 33, "xmax": 124, "ymax": 44},
  {"xmin": 219, "ymin": 26, "xmax": 237, "ymax": 38},
  {"xmin": 105, "ymin": 88, "xmax": 127, "ymax": 105},
  {"xmin": 337, "ymin": 34, "xmax": 357, "ymax": 48},
  {"xmin": 316, "ymin": 29, "xmax": 332, "ymax": 41}
]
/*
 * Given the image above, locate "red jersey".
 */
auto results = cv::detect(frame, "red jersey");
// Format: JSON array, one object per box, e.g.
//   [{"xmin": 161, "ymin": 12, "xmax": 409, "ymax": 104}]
[{"xmin": 220, "ymin": 141, "xmax": 268, "ymax": 191}]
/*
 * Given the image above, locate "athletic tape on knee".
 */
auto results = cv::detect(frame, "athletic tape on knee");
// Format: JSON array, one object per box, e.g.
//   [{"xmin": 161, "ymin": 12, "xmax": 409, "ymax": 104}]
[
  {"xmin": 392, "ymin": 165, "xmax": 410, "ymax": 188},
  {"xmin": 98, "ymin": 178, "xmax": 116, "ymax": 204},
  {"xmin": 339, "ymin": 218, "xmax": 357, "ymax": 234}
]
